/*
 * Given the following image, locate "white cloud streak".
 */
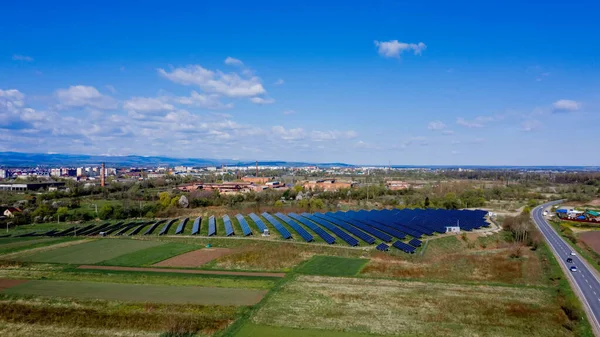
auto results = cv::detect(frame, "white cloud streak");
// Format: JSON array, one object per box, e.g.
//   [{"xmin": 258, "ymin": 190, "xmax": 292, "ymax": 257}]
[{"xmin": 374, "ymin": 40, "xmax": 427, "ymax": 58}]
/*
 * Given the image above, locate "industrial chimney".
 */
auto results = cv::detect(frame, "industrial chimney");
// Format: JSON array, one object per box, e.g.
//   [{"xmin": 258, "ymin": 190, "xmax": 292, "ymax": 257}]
[{"xmin": 100, "ymin": 162, "xmax": 105, "ymax": 187}]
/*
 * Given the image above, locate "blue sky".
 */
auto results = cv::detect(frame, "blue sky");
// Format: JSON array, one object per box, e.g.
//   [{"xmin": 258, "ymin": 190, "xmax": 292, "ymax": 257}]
[{"xmin": 1, "ymin": 1, "xmax": 599, "ymax": 165}]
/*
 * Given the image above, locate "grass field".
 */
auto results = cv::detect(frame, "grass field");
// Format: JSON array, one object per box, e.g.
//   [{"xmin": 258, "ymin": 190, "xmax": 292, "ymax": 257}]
[
  {"xmin": 0, "ymin": 293, "xmax": 243, "ymax": 336},
  {"xmin": 14, "ymin": 239, "xmax": 163, "ymax": 264},
  {"xmin": 235, "ymin": 323, "xmax": 376, "ymax": 337},
  {"xmin": 251, "ymin": 275, "xmax": 574, "ymax": 337},
  {"xmin": 0, "ymin": 262, "xmax": 277, "ymax": 289},
  {"xmin": 99, "ymin": 242, "xmax": 199, "ymax": 266},
  {"xmin": 296, "ymin": 256, "xmax": 368, "ymax": 277},
  {"xmin": 3, "ymin": 280, "xmax": 268, "ymax": 305}
]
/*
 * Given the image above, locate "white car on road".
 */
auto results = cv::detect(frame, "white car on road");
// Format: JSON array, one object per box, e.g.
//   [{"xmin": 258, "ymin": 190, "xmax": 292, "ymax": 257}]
[
  {"xmin": 570, "ymin": 266, "xmax": 578, "ymax": 272},
  {"xmin": 571, "ymin": 252, "xmax": 577, "ymax": 256}
]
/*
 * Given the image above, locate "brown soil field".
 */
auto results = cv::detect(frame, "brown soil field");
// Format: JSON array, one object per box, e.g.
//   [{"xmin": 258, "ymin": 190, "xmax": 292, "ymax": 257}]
[
  {"xmin": 77, "ymin": 265, "xmax": 285, "ymax": 278},
  {"xmin": 153, "ymin": 248, "xmax": 234, "ymax": 268},
  {"xmin": 579, "ymin": 231, "xmax": 600, "ymax": 254},
  {"xmin": 0, "ymin": 279, "xmax": 28, "ymax": 291}
]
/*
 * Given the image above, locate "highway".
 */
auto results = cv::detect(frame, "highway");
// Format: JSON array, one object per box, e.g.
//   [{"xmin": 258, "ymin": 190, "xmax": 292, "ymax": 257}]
[{"xmin": 533, "ymin": 201, "xmax": 600, "ymax": 334}]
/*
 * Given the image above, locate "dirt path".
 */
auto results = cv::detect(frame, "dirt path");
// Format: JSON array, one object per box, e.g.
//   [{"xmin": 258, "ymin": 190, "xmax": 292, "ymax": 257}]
[
  {"xmin": 0, "ymin": 279, "xmax": 28, "ymax": 291},
  {"xmin": 77, "ymin": 265, "xmax": 286, "ymax": 278}
]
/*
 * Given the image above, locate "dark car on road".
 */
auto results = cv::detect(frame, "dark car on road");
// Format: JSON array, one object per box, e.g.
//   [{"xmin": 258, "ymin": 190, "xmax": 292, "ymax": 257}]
[{"xmin": 567, "ymin": 258, "xmax": 573, "ymax": 263}]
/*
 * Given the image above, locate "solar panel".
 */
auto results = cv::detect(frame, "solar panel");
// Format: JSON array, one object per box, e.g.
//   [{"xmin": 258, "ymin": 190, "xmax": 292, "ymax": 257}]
[
  {"xmin": 143, "ymin": 220, "xmax": 164, "ymax": 235},
  {"xmin": 261, "ymin": 212, "xmax": 292, "ymax": 239},
  {"xmin": 235, "ymin": 214, "xmax": 253, "ymax": 236},
  {"xmin": 376, "ymin": 243, "xmax": 389, "ymax": 251},
  {"xmin": 409, "ymin": 238, "xmax": 422, "ymax": 247},
  {"xmin": 114, "ymin": 223, "xmax": 138, "ymax": 236},
  {"xmin": 128, "ymin": 223, "xmax": 147, "ymax": 236},
  {"xmin": 223, "ymin": 215, "xmax": 235, "ymax": 236},
  {"xmin": 392, "ymin": 241, "xmax": 416, "ymax": 254},
  {"xmin": 191, "ymin": 217, "xmax": 202, "ymax": 235},
  {"xmin": 175, "ymin": 218, "xmax": 189, "ymax": 234},
  {"xmin": 274, "ymin": 213, "xmax": 314, "ymax": 242},
  {"xmin": 248, "ymin": 213, "xmax": 268, "ymax": 232},
  {"xmin": 208, "ymin": 216, "xmax": 216, "ymax": 236},
  {"xmin": 159, "ymin": 219, "xmax": 177, "ymax": 235}
]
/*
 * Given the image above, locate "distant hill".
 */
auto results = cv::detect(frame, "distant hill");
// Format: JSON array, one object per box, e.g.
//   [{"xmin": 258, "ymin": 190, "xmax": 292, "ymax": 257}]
[{"xmin": 0, "ymin": 152, "xmax": 354, "ymax": 168}]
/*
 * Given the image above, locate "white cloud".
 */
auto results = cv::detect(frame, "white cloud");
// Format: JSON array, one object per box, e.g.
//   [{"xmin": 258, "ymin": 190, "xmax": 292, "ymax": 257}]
[
  {"xmin": 311, "ymin": 130, "xmax": 358, "ymax": 142},
  {"xmin": 158, "ymin": 65, "xmax": 266, "ymax": 98},
  {"xmin": 553, "ymin": 99, "xmax": 581, "ymax": 113},
  {"xmin": 470, "ymin": 138, "xmax": 486, "ymax": 144},
  {"xmin": 123, "ymin": 97, "xmax": 175, "ymax": 113},
  {"xmin": 283, "ymin": 109, "xmax": 296, "ymax": 115},
  {"xmin": 274, "ymin": 79, "xmax": 284, "ymax": 85},
  {"xmin": 55, "ymin": 85, "xmax": 117, "ymax": 110},
  {"xmin": 272, "ymin": 126, "xmax": 306, "ymax": 141},
  {"xmin": 250, "ymin": 97, "xmax": 275, "ymax": 105},
  {"xmin": 174, "ymin": 91, "xmax": 233, "ymax": 110},
  {"xmin": 442, "ymin": 130, "xmax": 454, "ymax": 135},
  {"xmin": 224, "ymin": 57, "xmax": 243, "ymax": 67},
  {"xmin": 521, "ymin": 119, "xmax": 542, "ymax": 132},
  {"xmin": 12, "ymin": 54, "xmax": 34, "ymax": 62},
  {"xmin": 374, "ymin": 40, "xmax": 427, "ymax": 58},
  {"xmin": 456, "ymin": 117, "xmax": 484, "ymax": 128},
  {"xmin": 428, "ymin": 120, "xmax": 446, "ymax": 131}
]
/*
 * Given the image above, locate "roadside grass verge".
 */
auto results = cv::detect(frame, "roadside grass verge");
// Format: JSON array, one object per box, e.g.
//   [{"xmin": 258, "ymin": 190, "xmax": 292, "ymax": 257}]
[
  {"xmin": 99, "ymin": 242, "xmax": 199, "ymax": 267},
  {"xmin": 296, "ymin": 256, "xmax": 368, "ymax": 277},
  {"xmin": 549, "ymin": 219, "xmax": 600, "ymax": 276},
  {"xmin": 14, "ymin": 239, "xmax": 163, "ymax": 264}
]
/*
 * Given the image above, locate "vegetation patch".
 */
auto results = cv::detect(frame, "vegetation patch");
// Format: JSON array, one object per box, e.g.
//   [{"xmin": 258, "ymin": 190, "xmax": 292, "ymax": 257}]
[
  {"xmin": 235, "ymin": 323, "xmax": 376, "ymax": 337},
  {"xmin": 100, "ymin": 242, "xmax": 198, "ymax": 267},
  {"xmin": 2, "ymin": 280, "xmax": 268, "ymax": 306},
  {"xmin": 296, "ymin": 256, "xmax": 368, "ymax": 277},
  {"xmin": 252, "ymin": 275, "xmax": 574, "ymax": 337},
  {"xmin": 0, "ymin": 294, "xmax": 243, "ymax": 336},
  {"xmin": 14, "ymin": 239, "xmax": 163, "ymax": 264}
]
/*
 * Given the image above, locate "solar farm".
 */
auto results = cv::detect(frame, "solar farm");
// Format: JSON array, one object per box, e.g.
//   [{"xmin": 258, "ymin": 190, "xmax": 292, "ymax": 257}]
[{"xmin": 6, "ymin": 208, "xmax": 490, "ymax": 254}]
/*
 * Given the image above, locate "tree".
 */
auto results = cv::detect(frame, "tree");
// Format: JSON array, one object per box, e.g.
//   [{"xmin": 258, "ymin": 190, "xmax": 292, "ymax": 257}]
[
  {"xmin": 424, "ymin": 196, "xmax": 430, "ymax": 208},
  {"xmin": 98, "ymin": 204, "xmax": 114, "ymax": 220},
  {"xmin": 274, "ymin": 200, "xmax": 284, "ymax": 208},
  {"xmin": 56, "ymin": 207, "xmax": 69, "ymax": 220}
]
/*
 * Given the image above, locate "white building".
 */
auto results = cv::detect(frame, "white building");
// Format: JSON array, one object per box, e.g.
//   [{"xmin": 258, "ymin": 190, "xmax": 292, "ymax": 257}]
[
  {"xmin": 0, "ymin": 169, "xmax": 6, "ymax": 179},
  {"xmin": 445, "ymin": 224, "xmax": 461, "ymax": 234}
]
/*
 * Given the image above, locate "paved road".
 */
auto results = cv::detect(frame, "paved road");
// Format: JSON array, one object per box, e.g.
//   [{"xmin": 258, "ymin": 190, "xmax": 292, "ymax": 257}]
[{"xmin": 533, "ymin": 201, "xmax": 600, "ymax": 334}]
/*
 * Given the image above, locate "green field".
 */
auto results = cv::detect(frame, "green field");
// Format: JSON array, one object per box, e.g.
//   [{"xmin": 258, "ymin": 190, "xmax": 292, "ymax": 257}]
[
  {"xmin": 296, "ymin": 256, "xmax": 368, "ymax": 277},
  {"xmin": 3, "ymin": 280, "xmax": 268, "ymax": 305},
  {"xmin": 0, "ymin": 237, "xmax": 77, "ymax": 256},
  {"xmin": 99, "ymin": 242, "xmax": 198, "ymax": 266},
  {"xmin": 15, "ymin": 239, "xmax": 163, "ymax": 264},
  {"xmin": 235, "ymin": 323, "xmax": 376, "ymax": 337}
]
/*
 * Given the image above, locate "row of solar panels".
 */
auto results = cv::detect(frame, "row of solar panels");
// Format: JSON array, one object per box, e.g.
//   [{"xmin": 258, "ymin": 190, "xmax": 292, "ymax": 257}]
[{"xmin": 8, "ymin": 209, "xmax": 488, "ymax": 254}]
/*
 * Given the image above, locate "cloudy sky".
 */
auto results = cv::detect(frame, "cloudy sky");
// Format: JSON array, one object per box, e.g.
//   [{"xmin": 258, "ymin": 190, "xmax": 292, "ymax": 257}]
[{"xmin": 1, "ymin": 1, "xmax": 599, "ymax": 165}]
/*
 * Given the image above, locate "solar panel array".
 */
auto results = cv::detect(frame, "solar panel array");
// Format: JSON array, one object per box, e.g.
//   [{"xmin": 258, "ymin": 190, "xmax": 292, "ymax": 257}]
[
  {"xmin": 312, "ymin": 213, "xmax": 374, "ymax": 244},
  {"xmin": 191, "ymin": 217, "xmax": 202, "ymax": 235},
  {"xmin": 262, "ymin": 212, "xmax": 292, "ymax": 239},
  {"xmin": 208, "ymin": 216, "xmax": 216, "ymax": 236},
  {"xmin": 223, "ymin": 215, "xmax": 234, "ymax": 236},
  {"xmin": 275, "ymin": 213, "xmax": 314, "ymax": 242},
  {"xmin": 235, "ymin": 214, "xmax": 253, "ymax": 236},
  {"xmin": 14, "ymin": 208, "xmax": 486, "ymax": 256}
]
